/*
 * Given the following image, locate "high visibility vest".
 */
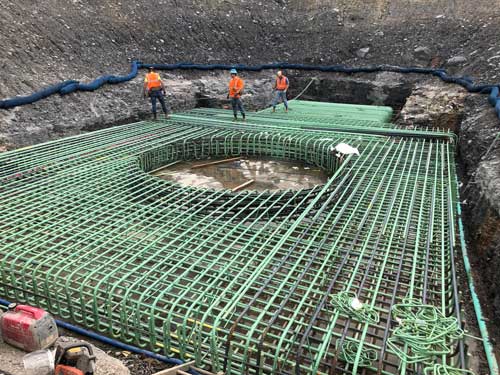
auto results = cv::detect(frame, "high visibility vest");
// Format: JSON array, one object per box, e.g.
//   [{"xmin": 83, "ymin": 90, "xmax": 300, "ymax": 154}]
[
  {"xmin": 145, "ymin": 72, "xmax": 162, "ymax": 90},
  {"xmin": 276, "ymin": 76, "xmax": 288, "ymax": 90},
  {"xmin": 229, "ymin": 77, "xmax": 244, "ymax": 98}
]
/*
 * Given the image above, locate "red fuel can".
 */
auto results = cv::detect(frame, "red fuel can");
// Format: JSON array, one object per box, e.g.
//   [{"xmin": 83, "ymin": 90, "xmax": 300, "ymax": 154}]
[{"xmin": 0, "ymin": 303, "xmax": 59, "ymax": 352}]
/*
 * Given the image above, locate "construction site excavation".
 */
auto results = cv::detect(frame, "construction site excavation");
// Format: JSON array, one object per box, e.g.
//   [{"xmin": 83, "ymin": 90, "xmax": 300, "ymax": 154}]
[
  {"xmin": 3, "ymin": 2, "xmax": 500, "ymax": 374},
  {"xmin": 1, "ymin": 98, "xmax": 491, "ymax": 375}
]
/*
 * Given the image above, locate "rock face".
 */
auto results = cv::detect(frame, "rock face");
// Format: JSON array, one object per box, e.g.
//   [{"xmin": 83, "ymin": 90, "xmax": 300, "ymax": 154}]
[
  {"xmin": 398, "ymin": 80, "xmax": 467, "ymax": 131},
  {"xmin": 289, "ymin": 71, "xmax": 415, "ymax": 109}
]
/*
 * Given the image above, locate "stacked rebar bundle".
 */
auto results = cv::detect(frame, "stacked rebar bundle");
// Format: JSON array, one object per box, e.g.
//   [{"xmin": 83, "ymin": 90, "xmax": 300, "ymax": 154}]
[{"xmin": 0, "ymin": 101, "xmax": 471, "ymax": 374}]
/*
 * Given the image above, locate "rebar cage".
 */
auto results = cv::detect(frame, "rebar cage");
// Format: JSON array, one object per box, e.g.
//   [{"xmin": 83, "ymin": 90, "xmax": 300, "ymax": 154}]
[{"xmin": 0, "ymin": 101, "xmax": 475, "ymax": 374}]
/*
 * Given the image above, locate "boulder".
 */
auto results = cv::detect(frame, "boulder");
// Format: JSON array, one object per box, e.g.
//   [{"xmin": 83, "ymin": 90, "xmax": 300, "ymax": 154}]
[
  {"xmin": 356, "ymin": 47, "xmax": 370, "ymax": 58},
  {"xmin": 414, "ymin": 46, "xmax": 432, "ymax": 60},
  {"xmin": 446, "ymin": 55, "xmax": 467, "ymax": 66}
]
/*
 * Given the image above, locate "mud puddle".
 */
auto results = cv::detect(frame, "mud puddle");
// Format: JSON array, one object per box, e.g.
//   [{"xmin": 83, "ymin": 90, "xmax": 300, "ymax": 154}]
[{"xmin": 152, "ymin": 158, "xmax": 328, "ymax": 191}]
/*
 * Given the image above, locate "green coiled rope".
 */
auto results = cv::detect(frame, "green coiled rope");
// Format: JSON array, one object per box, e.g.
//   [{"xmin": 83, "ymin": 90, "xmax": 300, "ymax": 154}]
[
  {"xmin": 330, "ymin": 291, "xmax": 380, "ymax": 324},
  {"xmin": 387, "ymin": 298, "xmax": 464, "ymax": 364},
  {"xmin": 337, "ymin": 340, "xmax": 378, "ymax": 367},
  {"xmin": 424, "ymin": 364, "xmax": 476, "ymax": 375}
]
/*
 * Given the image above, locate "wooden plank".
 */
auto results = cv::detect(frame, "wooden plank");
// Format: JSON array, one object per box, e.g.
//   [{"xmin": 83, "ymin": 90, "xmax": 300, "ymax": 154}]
[
  {"xmin": 191, "ymin": 367, "xmax": 222, "ymax": 375},
  {"xmin": 151, "ymin": 361, "xmax": 195, "ymax": 375},
  {"xmin": 150, "ymin": 160, "xmax": 182, "ymax": 174},
  {"xmin": 231, "ymin": 179, "xmax": 255, "ymax": 192},
  {"xmin": 191, "ymin": 157, "xmax": 241, "ymax": 169}
]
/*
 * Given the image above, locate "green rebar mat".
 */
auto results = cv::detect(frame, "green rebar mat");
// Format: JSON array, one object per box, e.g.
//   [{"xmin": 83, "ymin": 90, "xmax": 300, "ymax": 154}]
[{"xmin": 0, "ymin": 100, "xmax": 476, "ymax": 374}]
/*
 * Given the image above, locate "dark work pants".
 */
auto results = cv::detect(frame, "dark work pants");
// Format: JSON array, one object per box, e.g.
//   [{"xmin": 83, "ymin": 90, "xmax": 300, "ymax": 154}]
[
  {"xmin": 149, "ymin": 90, "xmax": 169, "ymax": 114},
  {"xmin": 231, "ymin": 97, "xmax": 245, "ymax": 117}
]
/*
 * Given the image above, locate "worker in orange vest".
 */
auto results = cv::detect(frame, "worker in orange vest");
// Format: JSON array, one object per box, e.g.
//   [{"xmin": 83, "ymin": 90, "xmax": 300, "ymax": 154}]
[
  {"xmin": 272, "ymin": 71, "xmax": 289, "ymax": 112},
  {"xmin": 227, "ymin": 69, "xmax": 246, "ymax": 121},
  {"xmin": 143, "ymin": 67, "xmax": 169, "ymax": 120}
]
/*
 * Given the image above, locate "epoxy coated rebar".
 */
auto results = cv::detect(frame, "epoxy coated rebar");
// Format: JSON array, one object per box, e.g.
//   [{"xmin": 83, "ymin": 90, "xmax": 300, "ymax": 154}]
[{"xmin": 0, "ymin": 100, "xmax": 483, "ymax": 374}]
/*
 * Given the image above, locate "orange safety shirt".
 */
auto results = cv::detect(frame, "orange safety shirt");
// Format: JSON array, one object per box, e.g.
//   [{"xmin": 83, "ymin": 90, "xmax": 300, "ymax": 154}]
[
  {"xmin": 145, "ymin": 72, "xmax": 162, "ymax": 90},
  {"xmin": 229, "ymin": 76, "xmax": 244, "ymax": 98},
  {"xmin": 275, "ymin": 76, "xmax": 289, "ymax": 90}
]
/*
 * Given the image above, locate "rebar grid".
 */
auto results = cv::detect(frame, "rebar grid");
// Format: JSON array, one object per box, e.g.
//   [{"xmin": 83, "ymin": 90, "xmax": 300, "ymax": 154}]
[{"xmin": 0, "ymin": 101, "xmax": 470, "ymax": 374}]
